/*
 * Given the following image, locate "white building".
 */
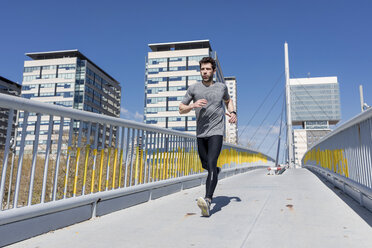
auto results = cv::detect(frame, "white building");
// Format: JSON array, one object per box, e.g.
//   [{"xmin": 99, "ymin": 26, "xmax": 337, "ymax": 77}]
[
  {"xmin": 293, "ymin": 129, "xmax": 307, "ymax": 166},
  {"xmin": 290, "ymin": 76, "xmax": 340, "ymax": 166},
  {"xmin": 144, "ymin": 40, "xmax": 225, "ymax": 135},
  {"xmin": 224, "ymin": 76, "xmax": 238, "ymax": 144},
  {"xmin": 19, "ymin": 50, "xmax": 121, "ymax": 153}
]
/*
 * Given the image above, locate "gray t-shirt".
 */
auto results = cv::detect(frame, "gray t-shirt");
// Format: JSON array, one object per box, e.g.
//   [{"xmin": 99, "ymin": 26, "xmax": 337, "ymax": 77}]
[{"xmin": 181, "ymin": 81, "xmax": 230, "ymax": 138}]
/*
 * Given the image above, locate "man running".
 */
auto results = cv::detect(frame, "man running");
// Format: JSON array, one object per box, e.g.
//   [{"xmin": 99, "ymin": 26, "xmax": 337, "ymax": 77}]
[{"xmin": 179, "ymin": 57, "xmax": 237, "ymax": 217}]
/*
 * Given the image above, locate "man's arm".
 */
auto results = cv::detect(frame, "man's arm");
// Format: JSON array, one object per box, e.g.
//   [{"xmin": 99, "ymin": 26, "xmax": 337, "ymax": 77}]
[
  {"xmin": 179, "ymin": 99, "xmax": 208, "ymax": 114},
  {"xmin": 224, "ymin": 99, "xmax": 237, "ymax": 123},
  {"xmin": 179, "ymin": 102, "xmax": 194, "ymax": 114},
  {"xmin": 224, "ymin": 99, "xmax": 235, "ymax": 113}
]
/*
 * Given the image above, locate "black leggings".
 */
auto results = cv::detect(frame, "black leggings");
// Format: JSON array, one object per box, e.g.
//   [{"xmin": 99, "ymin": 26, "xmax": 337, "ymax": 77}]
[{"xmin": 197, "ymin": 135, "xmax": 223, "ymax": 199}]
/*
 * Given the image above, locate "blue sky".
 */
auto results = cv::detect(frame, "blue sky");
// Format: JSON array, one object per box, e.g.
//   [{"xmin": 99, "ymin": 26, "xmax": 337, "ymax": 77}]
[{"xmin": 1, "ymin": 0, "xmax": 371, "ymax": 159}]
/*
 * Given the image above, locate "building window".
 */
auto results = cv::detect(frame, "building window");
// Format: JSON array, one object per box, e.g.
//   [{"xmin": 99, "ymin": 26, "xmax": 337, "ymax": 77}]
[
  {"xmin": 168, "ymin": 96, "xmax": 183, "ymax": 101},
  {"xmin": 169, "ymin": 76, "xmax": 185, "ymax": 81},
  {"xmin": 169, "ymin": 57, "xmax": 186, "ymax": 62},
  {"xmin": 148, "ymin": 58, "xmax": 167, "ymax": 65},
  {"xmin": 24, "ymin": 66, "xmax": 41, "ymax": 73},
  {"xmin": 188, "ymin": 55, "xmax": 205, "ymax": 62},
  {"xmin": 147, "ymin": 97, "xmax": 166, "ymax": 104},
  {"xmin": 171, "ymin": 127, "xmax": 186, "ymax": 131}
]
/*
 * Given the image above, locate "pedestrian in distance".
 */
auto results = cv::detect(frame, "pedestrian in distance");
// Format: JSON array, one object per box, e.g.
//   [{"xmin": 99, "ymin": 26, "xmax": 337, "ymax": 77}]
[{"xmin": 179, "ymin": 57, "xmax": 237, "ymax": 217}]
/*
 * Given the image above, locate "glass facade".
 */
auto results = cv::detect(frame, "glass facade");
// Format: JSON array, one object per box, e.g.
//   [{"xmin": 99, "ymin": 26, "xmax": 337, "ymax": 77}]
[
  {"xmin": 290, "ymin": 77, "xmax": 341, "ymax": 166},
  {"xmin": 18, "ymin": 50, "xmax": 121, "ymax": 153},
  {"xmin": 290, "ymin": 83, "xmax": 341, "ymax": 124}
]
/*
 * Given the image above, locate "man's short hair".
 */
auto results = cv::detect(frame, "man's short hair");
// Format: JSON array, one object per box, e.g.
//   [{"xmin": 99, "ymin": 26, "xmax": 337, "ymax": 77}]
[{"xmin": 199, "ymin": 57, "xmax": 216, "ymax": 70}]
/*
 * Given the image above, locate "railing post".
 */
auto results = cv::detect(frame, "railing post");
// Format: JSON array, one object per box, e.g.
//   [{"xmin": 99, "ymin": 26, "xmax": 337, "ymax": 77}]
[{"xmin": 0, "ymin": 109, "xmax": 14, "ymax": 210}]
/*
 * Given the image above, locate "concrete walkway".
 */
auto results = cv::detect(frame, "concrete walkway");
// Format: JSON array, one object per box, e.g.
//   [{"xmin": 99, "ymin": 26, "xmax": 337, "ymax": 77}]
[{"xmin": 9, "ymin": 168, "xmax": 372, "ymax": 248}]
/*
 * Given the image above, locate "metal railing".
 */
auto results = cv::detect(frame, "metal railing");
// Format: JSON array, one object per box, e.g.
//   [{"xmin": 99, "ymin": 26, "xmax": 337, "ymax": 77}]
[
  {"xmin": 0, "ymin": 93, "xmax": 274, "ymax": 212},
  {"xmin": 302, "ymin": 107, "xmax": 372, "ymax": 210}
]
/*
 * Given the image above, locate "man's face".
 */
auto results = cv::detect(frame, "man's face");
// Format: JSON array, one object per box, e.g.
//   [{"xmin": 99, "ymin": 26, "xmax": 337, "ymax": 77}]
[{"xmin": 200, "ymin": 63, "xmax": 215, "ymax": 82}]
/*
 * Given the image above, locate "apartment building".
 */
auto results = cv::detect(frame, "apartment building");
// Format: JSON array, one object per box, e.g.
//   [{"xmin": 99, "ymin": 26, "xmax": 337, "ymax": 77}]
[
  {"xmin": 19, "ymin": 50, "xmax": 121, "ymax": 152},
  {"xmin": 144, "ymin": 40, "xmax": 225, "ymax": 135}
]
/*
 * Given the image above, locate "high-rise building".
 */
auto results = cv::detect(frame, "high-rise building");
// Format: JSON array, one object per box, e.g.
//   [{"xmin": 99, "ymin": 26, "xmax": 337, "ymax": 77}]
[
  {"xmin": 0, "ymin": 76, "xmax": 21, "ymax": 148},
  {"xmin": 290, "ymin": 76, "xmax": 341, "ymax": 165},
  {"xmin": 224, "ymin": 76, "xmax": 238, "ymax": 144},
  {"xmin": 19, "ymin": 50, "xmax": 121, "ymax": 152},
  {"xmin": 144, "ymin": 40, "xmax": 225, "ymax": 135}
]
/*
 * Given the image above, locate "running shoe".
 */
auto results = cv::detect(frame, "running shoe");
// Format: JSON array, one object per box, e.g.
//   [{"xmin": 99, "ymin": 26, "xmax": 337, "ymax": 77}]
[{"xmin": 197, "ymin": 197, "xmax": 210, "ymax": 217}]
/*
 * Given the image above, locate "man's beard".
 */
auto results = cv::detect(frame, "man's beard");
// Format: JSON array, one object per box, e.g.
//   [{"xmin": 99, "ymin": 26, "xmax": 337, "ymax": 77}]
[{"xmin": 203, "ymin": 75, "xmax": 213, "ymax": 83}]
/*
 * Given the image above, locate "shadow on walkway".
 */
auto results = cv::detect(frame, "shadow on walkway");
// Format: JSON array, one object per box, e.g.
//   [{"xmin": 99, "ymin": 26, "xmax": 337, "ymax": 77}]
[
  {"xmin": 309, "ymin": 169, "xmax": 372, "ymax": 228},
  {"xmin": 210, "ymin": 196, "xmax": 241, "ymax": 215}
]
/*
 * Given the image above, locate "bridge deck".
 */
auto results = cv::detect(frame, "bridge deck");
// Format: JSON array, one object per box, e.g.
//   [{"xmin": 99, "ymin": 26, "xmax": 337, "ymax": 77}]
[{"xmin": 9, "ymin": 168, "xmax": 372, "ymax": 248}]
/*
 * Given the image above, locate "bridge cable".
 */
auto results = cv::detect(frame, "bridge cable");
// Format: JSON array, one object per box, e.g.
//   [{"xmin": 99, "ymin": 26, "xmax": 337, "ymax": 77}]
[
  {"xmin": 266, "ymin": 129, "xmax": 282, "ymax": 156},
  {"xmin": 265, "ymin": 113, "xmax": 286, "ymax": 159},
  {"xmin": 238, "ymin": 72, "xmax": 284, "ymax": 141},
  {"xmin": 247, "ymin": 90, "xmax": 284, "ymax": 147},
  {"xmin": 256, "ymin": 111, "xmax": 282, "ymax": 150}
]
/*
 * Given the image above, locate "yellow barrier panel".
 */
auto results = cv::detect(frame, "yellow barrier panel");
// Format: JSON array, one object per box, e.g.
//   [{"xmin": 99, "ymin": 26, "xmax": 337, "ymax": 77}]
[
  {"xmin": 174, "ymin": 148, "xmax": 179, "ymax": 178},
  {"xmin": 163, "ymin": 150, "xmax": 165, "ymax": 179},
  {"xmin": 73, "ymin": 147, "xmax": 81, "ymax": 196},
  {"xmin": 135, "ymin": 146, "xmax": 140, "ymax": 184},
  {"xmin": 158, "ymin": 150, "xmax": 162, "ymax": 180},
  {"xmin": 181, "ymin": 148, "xmax": 185, "ymax": 176},
  {"xmin": 63, "ymin": 146, "xmax": 72, "ymax": 197},
  {"xmin": 82, "ymin": 144, "xmax": 90, "ymax": 193},
  {"xmin": 105, "ymin": 147, "xmax": 112, "ymax": 189},
  {"xmin": 171, "ymin": 149, "xmax": 175, "ymax": 178},
  {"xmin": 303, "ymin": 148, "xmax": 349, "ymax": 178},
  {"xmin": 185, "ymin": 149, "xmax": 188, "ymax": 176},
  {"xmin": 164, "ymin": 150, "xmax": 168, "ymax": 180},
  {"xmin": 168, "ymin": 150, "xmax": 171, "ymax": 179},
  {"xmin": 112, "ymin": 148, "xmax": 118, "ymax": 189},
  {"xmin": 139, "ymin": 148, "xmax": 144, "ymax": 184},
  {"xmin": 91, "ymin": 149, "xmax": 97, "ymax": 193},
  {"xmin": 155, "ymin": 149, "xmax": 159, "ymax": 181},
  {"xmin": 98, "ymin": 149, "xmax": 105, "ymax": 192},
  {"xmin": 184, "ymin": 148, "xmax": 187, "ymax": 175},
  {"xmin": 143, "ymin": 150, "xmax": 148, "ymax": 182},
  {"xmin": 176, "ymin": 148, "xmax": 181, "ymax": 177},
  {"xmin": 163, "ymin": 151, "xmax": 168, "ymax": 180},
  {"xmin": 118, "ymin": 148, "xmax": 124, "ymax": 188},
  {"xmin": 187, "ymin": 149, "xmax": 192, "ymax": 175},
  {"xmin": 192, "ymin": 148, "xmax": 196, "ymax": 173},
  {"xmin": 152, "ymin": 151, "xmax": 156, "ymax": 181}
]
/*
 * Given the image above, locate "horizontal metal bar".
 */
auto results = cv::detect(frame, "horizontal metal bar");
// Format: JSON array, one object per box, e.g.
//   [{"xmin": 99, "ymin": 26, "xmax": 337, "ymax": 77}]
[
  {"xmin": 0, "ymin": 93, "xmax": 197, "ymax": 139},
  {"xmin": 0, "ymin": 93, "xmax": 273, "ymax": 160},
  {"xmin": 308, "ymin": 107, "xmax": 372, "ymax": 151}
]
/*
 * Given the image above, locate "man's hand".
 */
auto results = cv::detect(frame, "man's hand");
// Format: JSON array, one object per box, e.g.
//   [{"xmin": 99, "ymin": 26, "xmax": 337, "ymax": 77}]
[
  {"xmin": 179, "ymin": 99, "xmax": 208, "ymax": 114},
  {"xmin": 193, "ymin": 99, "xmax": 208, "ymax": 108},
  {"xmin": 225, "ymin": 112, "xmax": 237, "ymax": 123}
]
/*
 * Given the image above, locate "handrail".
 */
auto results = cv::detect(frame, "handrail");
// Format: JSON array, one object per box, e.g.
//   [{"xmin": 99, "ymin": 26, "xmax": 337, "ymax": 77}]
[
  {"xmin": 307, "ymin": 107, "xmax": 372, "ymax": 151},
  {"xmin": 302, "ymin": 108, "xmax": 372, "ymax": 193},
  {"xmin": 0, "ymin": 93, "xmax": 193, "ymax": 139},
  {"xmin": 0, "ymin": 93, "xmax": 267, "ymax": 155},
  {"xmin": 0, "ymin": 92, "xmax": 274, "ymax": 212}
]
